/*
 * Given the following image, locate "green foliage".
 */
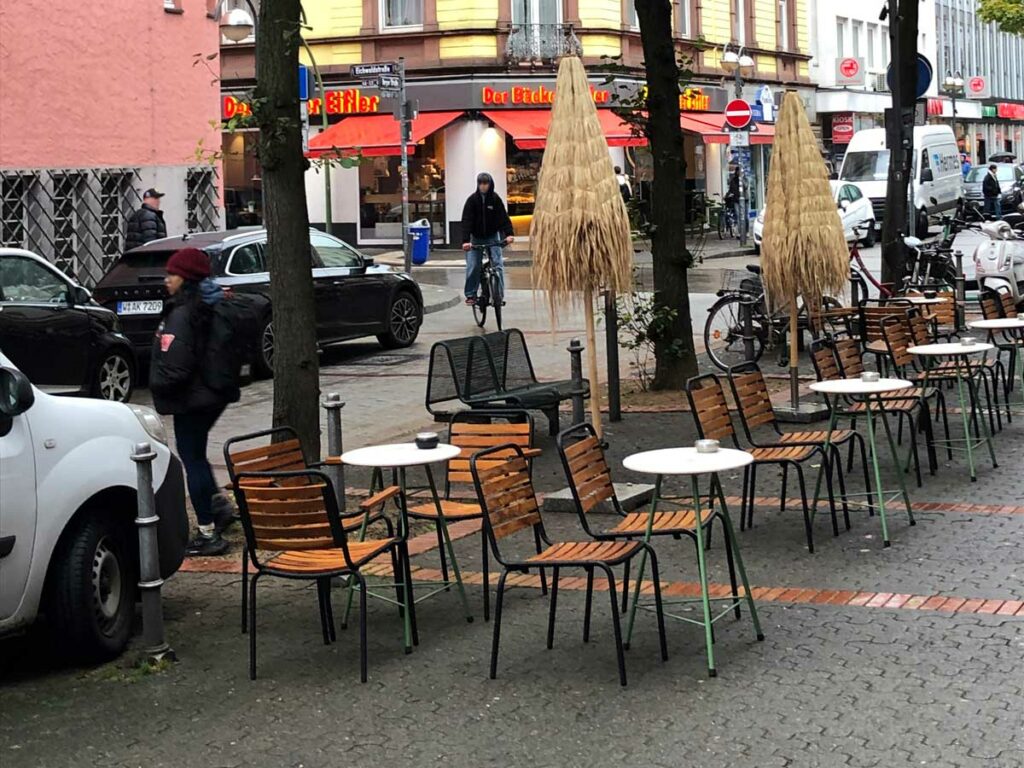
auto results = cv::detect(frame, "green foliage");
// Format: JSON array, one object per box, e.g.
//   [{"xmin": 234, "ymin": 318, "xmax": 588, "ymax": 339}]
[
  {"xmin": 978, "ymin": 0, "xmax": 1024, "ymax": 34},
  {"xmin": 614, "ymin": 281, "xmax": 686, "ymax": 391}
]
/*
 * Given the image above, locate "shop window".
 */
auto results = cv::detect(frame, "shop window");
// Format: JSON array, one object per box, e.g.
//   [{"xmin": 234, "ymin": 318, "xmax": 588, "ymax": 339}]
[
  {"xmin": 506, "ymin": 145, "xmax": 544, "ymax": 224},
  {"xmin": 51, "ymin": 173, "xmax": 81, "ymax": 276},
  {"xmin": 1, "ymin": 175, "xmax": 30, "ymax": 248},
  {"xmin": 222, "ymin": 132, "xmax": 262, "ymax": 229},
  {"xmin": 381, "ymin": 0, "xmax": 423, "ymax": 29},
  {"xmin": 358, "ymin": 134, "xmax": 445, "ymax": 242}
]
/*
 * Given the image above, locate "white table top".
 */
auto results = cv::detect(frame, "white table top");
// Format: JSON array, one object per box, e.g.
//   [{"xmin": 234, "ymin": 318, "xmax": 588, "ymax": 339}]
[
  {"xmin": 907, "ymin": 342, "xmax": 994, "ymax": 356},
  {"xmin": 809, "ymin": 377, "xmax": 913, "ymax": 395},
  {"xmin": 623, "ymin": 447, "xmax": 753, "ymax": 476},
  {"xmin": 341, "ymin": 443, "xmax": 462, "ymax": 468},
  {"xmin": 969, "ymin": 318, "xmax": 1024, "ymax": 331},
  {"xmin": 903, "ymin": 296, "xmax": 950, "ymax": 305}
]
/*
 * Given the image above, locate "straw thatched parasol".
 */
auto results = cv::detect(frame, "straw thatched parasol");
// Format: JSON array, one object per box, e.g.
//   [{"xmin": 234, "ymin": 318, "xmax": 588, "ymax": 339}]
[
  {"xmin": 760, "ymin": 91, "xmax": 848, "ymax": 411},
  {"xmin": 530, "ymin": 55, "xmax": 633, "ymax": 436}
]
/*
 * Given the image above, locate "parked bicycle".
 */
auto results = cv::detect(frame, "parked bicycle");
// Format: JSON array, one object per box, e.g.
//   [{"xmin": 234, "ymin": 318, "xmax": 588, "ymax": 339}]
[{"xmin": 472, "ymin": 255, "xmax": 504, "ymax": 331}]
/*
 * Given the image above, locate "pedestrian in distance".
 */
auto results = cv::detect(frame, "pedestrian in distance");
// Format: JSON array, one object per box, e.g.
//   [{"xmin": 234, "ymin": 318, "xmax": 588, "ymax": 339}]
[
  {"xmin": 126, "ymin": 188, "xmax": 168, "ymax": 250},
  {"xmin": 982, "ymin": 163, "xmax": 1003, "ymax": 219},
  {"xmin": 150, "ymin": 248, "xmax": 241, "ymax": 557},
  {"xmin": 961, "ymin": 153, "xmax": 972, "ymax": 179},
  {"xmin": 614, "ymin": 165, "xmax": 632, "ymax": 203},
  {"xmin": 461, "ymin": 172, "xmax": 514, "ymax": 305}
]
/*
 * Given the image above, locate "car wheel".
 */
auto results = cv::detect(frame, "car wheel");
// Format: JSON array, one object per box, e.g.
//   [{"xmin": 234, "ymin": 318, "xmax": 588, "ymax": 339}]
[
  {"xmin": 377, "ymin": 291, "xmax": 422, "ymax": 349},
  {"xmin": 93, "ymin": 350, "xmax": 134, "ymax": 403},
  {"xmin": 46, "ymin": 514, "xmax": 135, "ymax": 662},
  {"xmin": 861, "ymin": 223, "xmax": 876, "ymax": 248},
  {"xmin": 251, "ymin": 316, "xmax": 274, "ymax": 379}
]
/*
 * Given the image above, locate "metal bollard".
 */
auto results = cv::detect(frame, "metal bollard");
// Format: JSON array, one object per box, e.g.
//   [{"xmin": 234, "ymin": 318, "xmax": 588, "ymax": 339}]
[
  {"xmin": 131, "ymin": 442, "xmax": 175, "ymax": 664},
  {"xmin": 604, "ymin": 291, "xmax": 622, "ymax": 423},
  {"xmin": 567, "ymin": 338, "xmax": 585, "ymax": 425},
  {"xmin": 741, "ymin": 299, "xmax": 756, "ymax": 362},
  {"xmin": 322, "ymin": 393, "xmax": 346, "ymax": 514},
  {"xmin": 954, "ymin": 249, "xmax": 966, "ymax": 332}
]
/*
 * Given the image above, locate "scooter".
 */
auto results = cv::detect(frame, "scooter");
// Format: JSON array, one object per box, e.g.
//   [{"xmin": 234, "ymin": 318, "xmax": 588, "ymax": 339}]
[{"xmin": 973, "ymin": 219, "xmax": 1024, "ymax": 305}]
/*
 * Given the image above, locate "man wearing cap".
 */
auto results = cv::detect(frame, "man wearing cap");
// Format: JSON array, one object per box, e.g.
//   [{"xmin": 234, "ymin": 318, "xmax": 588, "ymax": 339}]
[{"xmin": 125, "ymin": 188, "xmax": 168, "ymax": 250}]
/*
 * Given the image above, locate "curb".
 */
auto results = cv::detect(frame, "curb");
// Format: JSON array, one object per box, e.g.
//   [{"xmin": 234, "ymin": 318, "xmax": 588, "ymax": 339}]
[{"xmin": 422, "ymin": 288, "xmax": 462, "ymax": 315}]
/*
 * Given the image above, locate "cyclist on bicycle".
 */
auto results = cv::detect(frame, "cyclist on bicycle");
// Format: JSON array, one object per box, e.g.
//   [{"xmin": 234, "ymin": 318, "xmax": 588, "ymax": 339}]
[
  {"xmin": 724, "ymin": 164, "xmax": 742, "ymax": 223},
  {"xmin": 461, "ymin": 172, "xmax": 514, "ymax": 305}
]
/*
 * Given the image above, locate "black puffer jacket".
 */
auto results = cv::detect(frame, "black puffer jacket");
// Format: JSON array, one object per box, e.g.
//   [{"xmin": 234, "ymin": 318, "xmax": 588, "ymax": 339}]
[
  {"xmin": 461, "ymin": 173, "xmax": 514, "ymax": 243},
  {"xmin": 126, "ymin": 204, "xmax": 167, "ymax": 250},
  {"xmin": 149, "ymin": 284, "xmax": 227, "ymax": 415},
  {"xmin": 982, "ymin": 170, "xmax": 1002, "ymax": 199}
]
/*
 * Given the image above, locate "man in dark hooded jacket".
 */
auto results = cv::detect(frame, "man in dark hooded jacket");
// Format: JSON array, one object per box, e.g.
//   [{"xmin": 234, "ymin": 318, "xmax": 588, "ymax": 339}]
[
  {"xmin": 460, "ymin": 172, "xmax": 514, "ymax": 304},
  {"xmin": 126, "ymin": 188, "xmax": 168, "ymax": 250}
]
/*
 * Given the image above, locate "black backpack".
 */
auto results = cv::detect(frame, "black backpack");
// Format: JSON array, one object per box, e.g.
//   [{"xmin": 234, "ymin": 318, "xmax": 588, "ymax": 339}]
[{"xmin": 201, "ymin": 295, "xmax": 261, "ymax": 401}]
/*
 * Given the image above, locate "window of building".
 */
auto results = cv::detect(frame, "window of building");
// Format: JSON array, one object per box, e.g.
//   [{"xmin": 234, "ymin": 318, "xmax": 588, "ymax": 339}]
[
  {"xmin": 733, "ymin": 0, "xmax": 747, "ymax": 44},
  {"xmin": 881, "ymin": 25, "xmax": 889, "ymax": 65},
  {"xmin": 163, "ymin": 0, "xmax": 183, "ymax": 12},
  {"xmin": 1, "ymin": 175, "xmax": 30, "ymax": 248},
  {"xmin": 186, "ymin": 168, "xmax": 219, "ymax": 232},
  {"xmin": 627, "ymin": 0, "xmax": 637, "ymax": 29},
  {"xmin": 778, "ymin": 0, "xmax": 789, "ymax": 50},
  {"xmin": 51, "ymin": 173, "xmax": 81, "ymax": 276},
  {"xmin": 867, "ymin": 24, "xmax": 876, "ymax": 67},
  {"xmin": 679, "ymin": 0, "xmax": 691, "ymax": 37},
  {"xmin": 358, "ymin": 134, "xmax": 445, "ymax": 242},
  {"xmin": 852, "ymin": 22, "xmax": 861, "ymax": 57},
  {"xmin": 836, "ymin": 18, "xmax": 846, "ymax": 58},
  {"xmin": 99, "ymin": 172, "xmax": 132, "ymax": 270},
  {"xmin": 381, "ymin": 0, "xmax": 423, "ymax": 29}
]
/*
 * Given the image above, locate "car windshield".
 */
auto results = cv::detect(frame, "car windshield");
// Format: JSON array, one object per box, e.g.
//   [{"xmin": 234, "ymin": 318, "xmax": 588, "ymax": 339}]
[
  {"xmin": 965, "ymin": 166, "xmax": 1015, "ymax": 182},
  {"xmin": 841, "ymin": 151, "xmax": 890, "ymax": 182}
]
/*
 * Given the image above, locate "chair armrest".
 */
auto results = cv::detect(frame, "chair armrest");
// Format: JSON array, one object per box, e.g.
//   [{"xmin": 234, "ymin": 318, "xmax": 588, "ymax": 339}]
[
  {"xmin": 521, "ymin": 447, "xmax": 543, "ymax": 458},
  {"xmin": 310, "ymin": 456, "xmax": 343, "ymax": 467},
  {"xmin": 235, "ymin": 477, "xmax": 275, "ymax": 489},
  {"xmin": 360, "ymin": 485, "xmax": 401, "ymax": 511}
]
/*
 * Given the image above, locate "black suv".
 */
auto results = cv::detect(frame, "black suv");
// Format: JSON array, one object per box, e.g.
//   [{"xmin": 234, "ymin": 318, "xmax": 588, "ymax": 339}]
[{"xmin": 93, "ymin": 229, "xmax": 424, "ymax": 376}]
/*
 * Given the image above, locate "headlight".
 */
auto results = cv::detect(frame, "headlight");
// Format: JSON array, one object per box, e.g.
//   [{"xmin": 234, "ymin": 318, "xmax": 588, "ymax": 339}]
[{"xmin": 129, "ymin": 404, "xmax": 168, "ymax": 445}]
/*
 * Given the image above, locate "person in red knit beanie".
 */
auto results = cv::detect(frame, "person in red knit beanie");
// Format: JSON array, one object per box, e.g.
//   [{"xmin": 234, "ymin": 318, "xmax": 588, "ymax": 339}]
[{"xmin": 149, "ymin": 247, "xmax": 235, "ymax": 556}]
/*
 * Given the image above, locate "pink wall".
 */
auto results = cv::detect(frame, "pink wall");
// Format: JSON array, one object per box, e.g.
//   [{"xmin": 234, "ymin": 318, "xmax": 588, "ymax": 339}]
[{"xmin": 0, "ymin": 0, "xmax": 222, "ymax": 169}]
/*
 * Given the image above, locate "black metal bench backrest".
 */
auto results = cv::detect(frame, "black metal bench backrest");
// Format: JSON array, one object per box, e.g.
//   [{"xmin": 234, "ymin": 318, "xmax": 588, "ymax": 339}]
[{"xmin": 426, "ymin": 330, "xmax": 540, "ymax": 413}]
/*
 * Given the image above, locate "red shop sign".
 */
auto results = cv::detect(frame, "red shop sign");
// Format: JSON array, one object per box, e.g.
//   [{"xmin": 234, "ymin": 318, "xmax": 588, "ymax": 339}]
[
  {"xmin": 832, "ymin": 113, "xmax": 854, "ymax": 144},
  {"xmin": 996, "ymin": 103, "xmax": 1024, "ymax": 120}
]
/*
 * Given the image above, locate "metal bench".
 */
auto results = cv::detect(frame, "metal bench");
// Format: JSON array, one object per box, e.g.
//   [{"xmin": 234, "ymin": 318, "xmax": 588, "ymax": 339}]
[{"xmin": 425, "ymin": 329, "xmax": 588, "ymax": 435}]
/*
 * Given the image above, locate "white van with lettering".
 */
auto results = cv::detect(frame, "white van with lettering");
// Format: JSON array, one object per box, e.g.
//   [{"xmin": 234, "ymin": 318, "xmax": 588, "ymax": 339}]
[{"xmin": 839, "ymin": 125, "xmax": 963, "ymax": 237}]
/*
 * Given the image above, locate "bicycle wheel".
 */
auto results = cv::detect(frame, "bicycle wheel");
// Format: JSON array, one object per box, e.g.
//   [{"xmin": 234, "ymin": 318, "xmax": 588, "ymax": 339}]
[
  {"xmin": 704, "ymin": 294, "xmax": 764, "ymax": 371},
  {"xmin": 489, "ymin": 271, "xmax": 503, "ymax": 331},
  {"xmin": 473, "ymin": 273, "xmax": 488, "ymax": 328}
]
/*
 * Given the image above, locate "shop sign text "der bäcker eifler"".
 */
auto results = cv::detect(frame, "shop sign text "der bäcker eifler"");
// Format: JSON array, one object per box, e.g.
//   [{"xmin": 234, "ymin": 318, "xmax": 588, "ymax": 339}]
[{"xmin": 481, "ymin": 84, "xmax": 611, "ymax": 106}]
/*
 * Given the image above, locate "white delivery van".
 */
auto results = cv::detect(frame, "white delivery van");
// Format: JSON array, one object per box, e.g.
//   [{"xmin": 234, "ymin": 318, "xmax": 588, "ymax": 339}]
[{"xmin": 839, "ymin": 125, "xmax": 963, "ymax": 236}]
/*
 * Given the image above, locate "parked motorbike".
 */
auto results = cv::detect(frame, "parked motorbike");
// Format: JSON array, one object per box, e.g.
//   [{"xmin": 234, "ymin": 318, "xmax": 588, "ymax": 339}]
[{"xmin": 973, "ymin": 219, "xmax": 1024, "ymax": 304}]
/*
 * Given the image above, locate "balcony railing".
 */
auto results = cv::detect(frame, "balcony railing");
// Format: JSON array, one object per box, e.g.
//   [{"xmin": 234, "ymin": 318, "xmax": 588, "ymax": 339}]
[{"xmin": 505, "ymin": 23, "xmax": 582, "ymax": 65}]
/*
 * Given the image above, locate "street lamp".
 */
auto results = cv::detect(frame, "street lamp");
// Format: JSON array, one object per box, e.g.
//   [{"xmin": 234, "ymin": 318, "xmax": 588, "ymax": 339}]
[
  {"xmin": 721, "ymin": 43, "xmax": 755, "ymax": 246},
  {"xmin": 942, "ymin": 70, "xmax": 965, "ymax": 147},
  {"xmin": 213, "ymin": 0, "xmax": 334, "ymax": 232}
]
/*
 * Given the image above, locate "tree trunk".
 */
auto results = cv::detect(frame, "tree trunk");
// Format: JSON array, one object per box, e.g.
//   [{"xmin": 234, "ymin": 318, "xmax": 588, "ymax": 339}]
[
  {"xmin": 635, "ymin": 0, "xmax": 698, "ymax": 390},
  {"xmin": 880, "ymin": 0, "xmax": 920, "ymax": 288},
  {"xmin": 255, "ymin": 0, "xmax": 321, "ymax": 458}
]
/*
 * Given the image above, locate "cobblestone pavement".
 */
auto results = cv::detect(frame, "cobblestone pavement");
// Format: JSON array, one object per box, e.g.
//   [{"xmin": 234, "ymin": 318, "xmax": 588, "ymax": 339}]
[{"xmin": 3, "ymin": 407, "xmax": 1024, "ymax": 768}]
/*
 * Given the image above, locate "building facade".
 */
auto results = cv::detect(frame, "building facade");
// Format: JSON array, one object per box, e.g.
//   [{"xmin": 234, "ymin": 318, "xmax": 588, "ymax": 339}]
[
  {"xmin": 0, "ymin": 0, "xmax": 222, "ymax": 285},
  {"xmin": 935, "ymin": 0, "xmax": 1024, "ymax": 163},
  {"xmin": 219, "ymin": 0, "xmax": 814, "ymax": 246}
]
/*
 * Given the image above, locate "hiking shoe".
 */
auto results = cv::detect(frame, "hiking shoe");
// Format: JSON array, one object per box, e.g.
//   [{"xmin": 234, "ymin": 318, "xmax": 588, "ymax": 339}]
[
  {"xmin": 186, "ymin": 530, "xmax": 229, "ymax": 557},
  {"xmin": 211, "ymin": 493, "xmax": 237, "ymax": 534}
]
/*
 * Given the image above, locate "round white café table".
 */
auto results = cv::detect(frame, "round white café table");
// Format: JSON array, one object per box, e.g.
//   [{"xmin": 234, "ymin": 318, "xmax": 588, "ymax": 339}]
[
  {"xmin": 810, "ymin": 378, "xmax": 915, "ymax": 547},
  {"xmin": 903, "ymin": 295, "xmax": 950, "ymax": 306},
  {"xmin": 970, "ymin": 319, "xmax": 1024, "ymax": 415},
  {"xmin": 340, "ymin": 442, "xmax": 470, "ymax": 648},
  {"xmin": 908, "ymin": 342, "xmax": 998, "ymax": 481},
  {"xmin": 621, "ymin": 446, "xmax": 761, "ymax": 678}
]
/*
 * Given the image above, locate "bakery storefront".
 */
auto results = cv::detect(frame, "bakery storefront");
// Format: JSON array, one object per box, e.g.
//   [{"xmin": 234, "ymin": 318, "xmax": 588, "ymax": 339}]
[{"xmin": 227, "ymin": 78, "xmax": 771, "ymax": 246}]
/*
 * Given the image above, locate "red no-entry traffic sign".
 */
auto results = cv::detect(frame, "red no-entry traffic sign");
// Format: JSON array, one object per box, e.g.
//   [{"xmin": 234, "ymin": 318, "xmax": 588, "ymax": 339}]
[{"xmin": 725, "ymin": 99, "xmax": 753, "ymax": 129}]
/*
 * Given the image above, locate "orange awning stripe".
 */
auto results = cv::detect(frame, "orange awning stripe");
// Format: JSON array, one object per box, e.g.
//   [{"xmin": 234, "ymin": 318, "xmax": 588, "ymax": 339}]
[
  {"xmin": 307, "ymin": 111, "xmax": 464, "ymax": 157},
  {"xmin": 483, "ymin": 109, "xmax": 647, "ymax": 150}
]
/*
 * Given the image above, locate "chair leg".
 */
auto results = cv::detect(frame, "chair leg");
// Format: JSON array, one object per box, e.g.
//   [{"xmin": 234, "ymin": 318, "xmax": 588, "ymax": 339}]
[
  {"xmin": 722, "ymin": 515, "xmax": 741, "ymax": 619},
  {"xmin": 435, "ymin": 523, "xmax": 450, "ymax": 590},
  {"xmin": 583, "ymin": 567, "xmax": 595, "ymax": 643},
  {"xmin": 534, "ymin": 527, "xmax": 548, "ymax": 596},
  {"xmin": 847, "ymin": 415, "xmax": 858, "ymax": 473},
  {"xmin": 645, "ymin": 549, "xmax": 669, "ymax": 662},
  {"xmin": 600, "ymin": 565, "xmax": 627, "ymax": 686},
  {"xmin": 833, "ymin": 445, "xmax": 851, "ymax": 531},
  {"xmin": 747, "ymin": 464, "xmax": 758, "ymax": 529},
  {"xmin": 248, "ymin": 572, "xmax": 260, "ymax": 680},
  {"xmin": 355, "ymin": 573, "xmax": 368, "ymax": 683},
  {"xmin": 858, "ymin": 429, "xmax": 875, "ymax": 517},
  {"xmin": 482, "ymin": 532, "xmax": 491, "ymax": 622},
  {"xmin": 795, "ymin": 465, "xmax": 814, "ymax": 553},
  {"xmin": 780, "ymin": 464, "xmax": 789, "ymax": 513},
  {"xmin": 620, "ymin": 559, "xmax": 630, "ymax": 615},
  {"xmin": 241, "ymin": 551, "xmax": 249, "ymax": 634},
  {"xmin": 907, "ymin": 413, "xmax": 923, "ymax": 488},
  {"xmin": 821, "ymin": 453, "xmax": 839, "ymax": 537},
  {"xmin": 324, "ymin": 580, "xmax": 336, "ymax": 642},
  {"xmin": 489, "ymin": 571, "xmax": 509, "ymax": 680},
  {"xmin": 390, "ymin": 546, "xmax": 404, "ymax": 624},
  {"xmin": 316, "ymin": 578, "xmax": 331, "ymax": 645},
  {"xmin": 739, "ymin": 466, "xmax": 750, "ymax": 532},
  {"xmin": 546, "ymin": 567, "xmax": 560, "ymax": 649}
]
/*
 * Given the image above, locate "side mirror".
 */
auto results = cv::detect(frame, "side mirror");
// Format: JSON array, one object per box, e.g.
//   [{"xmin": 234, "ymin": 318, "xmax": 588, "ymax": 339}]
[
  {"xmin": 0, "ymin": 367, "xmax": 35, "ymax": 418},
  {"xmin": 839, "ymin": 200, "xmax": 850, "ymax": 210},
  {"xmin": 69, "ymin": 285, "xmax": 91, "ymax": 306},
  {"xmin": 921, "ymin": 168, "xmax": 934, "ymax": 183},
  {"xmin": 829, "ymin": 171, "xmax": 838, "ymax": 180},
  {"xmin": 362, "ymin": 256, "xmax": 375, "ymax": 267}
]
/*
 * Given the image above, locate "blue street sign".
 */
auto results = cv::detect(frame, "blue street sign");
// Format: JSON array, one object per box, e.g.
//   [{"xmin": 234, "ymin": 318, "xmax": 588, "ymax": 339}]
[
  {"xmin": 886, "ymin": 54, "xmax": 933, "ymax": 100},
  {"xmin": 751, "ymin": 104, "xmax": 764, "ymax": 122},
  {"xmin": 298, "ymin": 64, "xmax": 310, "ymax": 101}
]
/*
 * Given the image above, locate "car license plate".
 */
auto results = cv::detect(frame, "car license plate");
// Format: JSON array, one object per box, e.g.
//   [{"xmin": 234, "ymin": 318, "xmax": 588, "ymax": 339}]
[{"xmin": 117, "ymin": 300, "xmax": 163, "ymax": 315}]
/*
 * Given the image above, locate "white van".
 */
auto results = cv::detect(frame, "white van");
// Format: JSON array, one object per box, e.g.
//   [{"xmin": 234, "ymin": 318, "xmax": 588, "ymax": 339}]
[{"xmin": 839, "ymin": 125, "xmax": 963, "ymax": 236}]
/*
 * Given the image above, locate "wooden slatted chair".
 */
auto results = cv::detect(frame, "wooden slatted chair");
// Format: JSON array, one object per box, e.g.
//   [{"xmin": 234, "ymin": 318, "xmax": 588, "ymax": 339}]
[
  {"xmin": 857, "ymin": 300, "xmax": 913, "ymax": 370},
  {"xmin": 685, "ymin": 374, "xmax": 822, "ymax": 553},
  {"xmin": 406, "ymin": 410, "xmax": 542, "ymax": 621},
  {"xmin": 557, "ymin": 423, "xmax": 738, "ymax": 616},
  {"xmin": 976, "ymin": 288, "xmax": 1022, "ymax": 400},
  {"xmin": 233, "ymin": 469, "xmax": 409, "ymax": 683},
  {"xmin": 470, "ymin": 444, "xmax": 668, "ymax": 686},
  {"xmin": 224, "ymin": 427, "xmax": 399, "ymax": 634}
]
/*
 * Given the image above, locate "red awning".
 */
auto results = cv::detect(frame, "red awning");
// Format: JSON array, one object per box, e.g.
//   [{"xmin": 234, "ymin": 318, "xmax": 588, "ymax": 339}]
[
  {"xmin": 307, "ymin": 111, "xmax": 464, "ymax": 157},
  {"xmin": 483, "ymin": 109, "xmax": 647, "ymax": 150},
  {"xmin": 682, "ymin": 112, "xmax": 775, "ymax": 145}
]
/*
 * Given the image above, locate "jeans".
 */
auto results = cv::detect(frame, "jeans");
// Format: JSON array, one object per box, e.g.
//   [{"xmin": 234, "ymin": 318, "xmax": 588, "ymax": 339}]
[
  {"xmin": 465, "ymin": 234, "xmax": 505, "ymax": 299},
  {"xmin": 984, "ymin": 197, "xmax": 1003, "ymax": 219},
  {"xmin": 174, "ymin": 405, "xmax": 226, "ymax": 526}
]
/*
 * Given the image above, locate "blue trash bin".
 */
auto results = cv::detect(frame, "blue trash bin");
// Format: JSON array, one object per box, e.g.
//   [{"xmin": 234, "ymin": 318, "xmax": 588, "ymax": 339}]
[{"xmin": 409, "ymin": 220, "xmax": 431, "ymax": 266}]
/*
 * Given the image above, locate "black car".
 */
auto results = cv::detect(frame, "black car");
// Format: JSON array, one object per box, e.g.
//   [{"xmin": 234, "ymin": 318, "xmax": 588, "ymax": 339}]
[
  {"xmin": 0, "ymin": 248, "xmax": 136, "ymax": 401},
  {"xmin": 92, "ymin": 229, "xmax": 424, "ymax": 376}
]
